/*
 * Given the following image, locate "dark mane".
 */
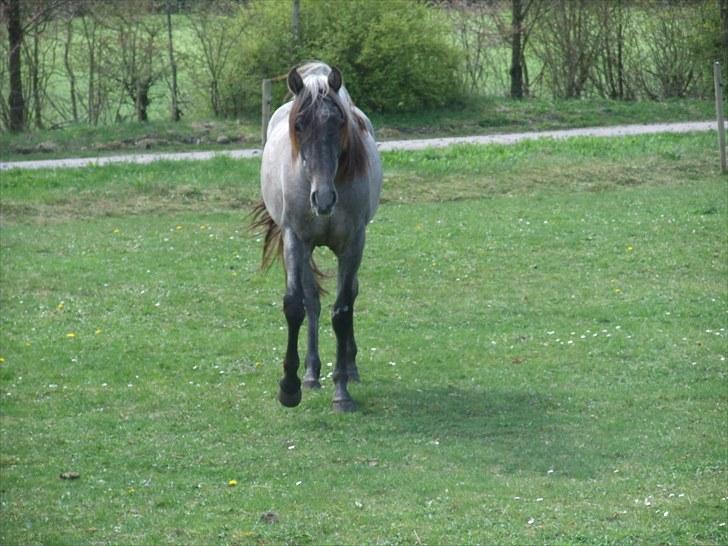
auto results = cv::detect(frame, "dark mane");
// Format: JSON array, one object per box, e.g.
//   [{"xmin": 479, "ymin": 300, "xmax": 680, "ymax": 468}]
[{"xmin": 288, "ymin": 83, "xmax": 369, "ymax": 182}]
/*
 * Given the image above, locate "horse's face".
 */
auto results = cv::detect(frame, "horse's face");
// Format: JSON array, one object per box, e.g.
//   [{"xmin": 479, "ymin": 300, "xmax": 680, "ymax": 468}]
[{"xmin": 288, "ymin": 67, "xmax": 345, "ymax": 216}]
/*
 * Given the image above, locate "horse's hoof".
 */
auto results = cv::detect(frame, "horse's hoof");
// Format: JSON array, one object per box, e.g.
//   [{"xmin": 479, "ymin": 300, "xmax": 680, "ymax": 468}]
[
  {"xmin": 303, "ymin": 377, "xmax": 322, "ymax": 389},
  {"xmin": 278, "ymin": 388, "xmax": 302, "ymax": 408},
  {"xmin": 332, "ymin": 398, "xmax": 356, "ymax": 412}
]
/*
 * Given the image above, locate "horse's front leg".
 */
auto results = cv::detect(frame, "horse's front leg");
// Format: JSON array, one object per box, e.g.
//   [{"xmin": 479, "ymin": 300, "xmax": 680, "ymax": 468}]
[
  {"xmin": 278, "ymin": 229, "xmax": 306, "ymax": 408},
  {"xmin": 331, "ymin": 236, "xmax": 364, "ymax": 412}
]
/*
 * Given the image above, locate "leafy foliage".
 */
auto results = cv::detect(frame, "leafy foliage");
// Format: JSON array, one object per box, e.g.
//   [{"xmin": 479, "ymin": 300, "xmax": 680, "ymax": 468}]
[{"xmin": 220, "ymin": 0, "xmax": 463, "ymax": 114}]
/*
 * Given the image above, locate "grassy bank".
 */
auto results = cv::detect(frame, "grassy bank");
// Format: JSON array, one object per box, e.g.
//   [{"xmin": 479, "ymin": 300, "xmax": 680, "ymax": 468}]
[
  {"xmin": 1, "ymin": 132, "xmax": 726, "ymax": 545},
  {"xmin": 0, "ymin": 96, "xmax": 715, "ymax": 162}
]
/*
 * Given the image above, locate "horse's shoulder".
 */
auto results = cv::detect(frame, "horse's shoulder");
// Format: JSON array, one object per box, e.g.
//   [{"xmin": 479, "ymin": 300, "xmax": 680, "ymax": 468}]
[{"xmin": 268, "ymin": 102, "xmax": 294, "ymax": 140}]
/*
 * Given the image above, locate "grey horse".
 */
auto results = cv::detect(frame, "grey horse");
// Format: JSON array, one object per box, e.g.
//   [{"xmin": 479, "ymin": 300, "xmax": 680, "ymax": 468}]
[{"xmin": 252, "ymin": 62, "xmax": 383, "ymax": 411}]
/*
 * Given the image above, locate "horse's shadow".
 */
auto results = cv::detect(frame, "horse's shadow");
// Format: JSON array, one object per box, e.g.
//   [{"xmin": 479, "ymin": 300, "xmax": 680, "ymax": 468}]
[{"xmin": 356, "ymin": 382, "xmax": 612, "ymax": 480}]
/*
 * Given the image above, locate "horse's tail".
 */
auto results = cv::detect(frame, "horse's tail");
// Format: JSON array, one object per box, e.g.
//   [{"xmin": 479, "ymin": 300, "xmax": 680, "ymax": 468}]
[
  {"xmin": 250, "ymin": 201, "xmax": 283, "ymax": 271},
  {"xmin": 249, "ymin": 201, "xmax": 327, "ymax": 294}
]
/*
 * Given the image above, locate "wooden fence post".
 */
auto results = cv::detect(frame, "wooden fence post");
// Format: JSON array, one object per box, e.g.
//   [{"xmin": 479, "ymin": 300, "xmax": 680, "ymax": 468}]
[
  {"xmin": 261, "ymin": 78, "xmax": 272, "ymax": 147},
  {"xmin": 715, "ymin": 62, "xmax": 727, "ymax": 174}
]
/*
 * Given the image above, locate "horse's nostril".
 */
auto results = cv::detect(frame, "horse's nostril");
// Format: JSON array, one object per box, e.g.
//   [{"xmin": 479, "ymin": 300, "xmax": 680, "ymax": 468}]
[{"xmin": 311, "ymin": 188, "xmax": 336, "ymax": 215}]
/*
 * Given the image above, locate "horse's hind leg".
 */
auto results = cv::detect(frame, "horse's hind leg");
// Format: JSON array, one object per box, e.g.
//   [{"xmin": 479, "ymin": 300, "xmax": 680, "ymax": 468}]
[
  {"xmin": 331, "ymin": 237, "xmax": 364, "ymax": 412},
  {"xmin": 278, "ymin": 230, "xmax": 305, "ymax": 408},
  {"xmin": 302, "ymin": 264, "xmax": 322, "ymax": 389},
  {"xmin": 345, "ymin": 277, "xmax": 360, "ymax": 383}
]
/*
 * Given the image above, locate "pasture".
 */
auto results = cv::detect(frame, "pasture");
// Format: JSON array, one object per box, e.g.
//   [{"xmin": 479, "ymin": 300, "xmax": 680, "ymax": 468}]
[{"xmin": 1, "ymin": 132, "xmax": 726, "ymax": 545}]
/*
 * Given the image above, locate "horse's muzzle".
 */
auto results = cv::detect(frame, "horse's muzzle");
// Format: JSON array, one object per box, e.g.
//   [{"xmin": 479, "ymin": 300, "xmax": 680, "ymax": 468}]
[{"xmin": 310, "ymin": 188, "xmax": 337, "ymax": 216}]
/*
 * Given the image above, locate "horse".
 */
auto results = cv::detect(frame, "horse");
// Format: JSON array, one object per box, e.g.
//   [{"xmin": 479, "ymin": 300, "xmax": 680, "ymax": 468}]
[{"xmin": 252, "ymin": 61, "xmax": 383, "ymax": 412}]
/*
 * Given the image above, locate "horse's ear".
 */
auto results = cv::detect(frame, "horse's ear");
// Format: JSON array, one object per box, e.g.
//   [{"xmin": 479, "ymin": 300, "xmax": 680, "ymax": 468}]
[
  {"xmin": 328, "ymin": 67, "xmax": 342, "ymax": 93},
  {"xmin": 287, "ymin": 68, "xmax": 304, "ymax": 95}
]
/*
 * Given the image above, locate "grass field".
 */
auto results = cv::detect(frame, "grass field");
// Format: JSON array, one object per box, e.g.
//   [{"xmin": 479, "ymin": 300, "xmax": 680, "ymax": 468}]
[
  {"xmin": 1, "ymin": 132, "xmax": 726, "ymax": 545},
  {"xmin": 0, "ymin": 96, "xmax": 716, "ymax": 162}
]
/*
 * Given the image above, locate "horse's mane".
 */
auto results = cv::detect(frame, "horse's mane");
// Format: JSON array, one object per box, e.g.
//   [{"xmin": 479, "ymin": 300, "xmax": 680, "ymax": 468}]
[{"xmin": 288, "ymin": 62, "xmax": 370, "ymax": 181}]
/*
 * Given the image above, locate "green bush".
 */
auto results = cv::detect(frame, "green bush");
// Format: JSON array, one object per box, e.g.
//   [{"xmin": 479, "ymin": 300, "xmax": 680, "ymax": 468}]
[{"xmin": 220, "ymin": 0, "xmax": 463, "ymax": 115}]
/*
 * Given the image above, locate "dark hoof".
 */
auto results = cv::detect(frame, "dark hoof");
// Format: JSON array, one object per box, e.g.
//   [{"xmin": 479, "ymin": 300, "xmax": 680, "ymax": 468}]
[
  {"xmin": 332, "ymin": 398, "xmax": 356, "ymax": 412},
  {"xmin": 278, "ymin": 388, "xmax": 302, "ymax": 408},
  {"xmin": 303, "ymin": 377, "xmax": 322, "ymax": 389}
]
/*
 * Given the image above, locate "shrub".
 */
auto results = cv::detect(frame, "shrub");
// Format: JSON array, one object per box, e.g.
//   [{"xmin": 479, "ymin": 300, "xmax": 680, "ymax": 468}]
[{"xmin": 219, "ymin": 0, "xmax": 463, "ymax": 115}]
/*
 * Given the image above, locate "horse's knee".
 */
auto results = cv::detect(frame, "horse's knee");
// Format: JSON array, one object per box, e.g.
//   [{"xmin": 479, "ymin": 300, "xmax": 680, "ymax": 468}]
[
  {"xmin": 331, "ymin": 304, "xmax": 352, "ymax": 337},
  {"xmin": 283, "ymin": 294, "xmax": 305, "ymax": 328}
]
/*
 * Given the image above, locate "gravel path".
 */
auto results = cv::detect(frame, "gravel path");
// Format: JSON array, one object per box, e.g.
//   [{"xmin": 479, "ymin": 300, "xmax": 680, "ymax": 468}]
[{"xmin": 0, "ymin": 120, "xmax": 718, "ymax": 171}]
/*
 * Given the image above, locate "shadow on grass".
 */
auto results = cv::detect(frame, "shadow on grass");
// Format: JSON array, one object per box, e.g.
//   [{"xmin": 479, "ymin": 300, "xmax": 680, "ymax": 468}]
[{"xmin": 359, "ymin": 382, "xmax": 614, "ymax": 480}]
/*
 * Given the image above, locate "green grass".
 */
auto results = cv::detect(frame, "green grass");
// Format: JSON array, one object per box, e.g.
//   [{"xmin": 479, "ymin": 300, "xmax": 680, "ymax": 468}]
[
  {"xmin": 1, "ymin": 133, "xmax": 727, "ymax": 545},
  {"xmin": 0, "ymin": 96, "xmax": 715, "ymax": 162}
]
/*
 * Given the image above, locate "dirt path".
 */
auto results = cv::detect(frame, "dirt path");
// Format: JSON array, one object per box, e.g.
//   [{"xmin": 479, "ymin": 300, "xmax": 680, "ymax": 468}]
[{"xmin": 0, "ymin": 121, "xmax": 718, "ymax": 171}]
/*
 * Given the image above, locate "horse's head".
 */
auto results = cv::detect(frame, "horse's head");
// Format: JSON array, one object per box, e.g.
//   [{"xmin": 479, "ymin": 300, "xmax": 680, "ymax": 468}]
[{"xmin": 288, "ymin": 66, "xmax": 348, "ymax": 216}]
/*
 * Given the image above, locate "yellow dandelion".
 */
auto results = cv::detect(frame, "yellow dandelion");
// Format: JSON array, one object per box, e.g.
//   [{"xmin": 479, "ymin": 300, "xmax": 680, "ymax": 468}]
[
  {"xmin": 627, "ymin": 245, "xmax": 634, "ymax": 252},
  {"xmin": 113, "ymin": 228, "xmax": 121, "ymax": 234},
  {"xmin": 95, "ymin": 329, "xmax": 102, "ymax": 335},
  {"xmin": 176, "ymin": 225, "xmax": 183, "ymax": 231},
  {"xmin": 0, "ymin": 357, "xmax": 5, "ymax": 364},
  {"xmin": 66, "ymin": 332, "xmax": 77, "ymax": 338},
  {"xmin": 228, "ymin": 479, "xmax": 238, "ymax": 487}
]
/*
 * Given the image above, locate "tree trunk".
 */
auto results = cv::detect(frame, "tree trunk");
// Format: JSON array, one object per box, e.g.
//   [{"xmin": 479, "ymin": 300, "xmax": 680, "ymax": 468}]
[
  {"xmin": 64, "ymin": 19, "xmax": 78, "ymax": 122},
  {"xmin": 136, "ymin": 79, "xmax": 150, "ymax": 122},
  {"xmin": 166, "ymin": 0, "xmax": 180, "ymax": 121},
  {"xmin": 31, "ymin": 30, "xmax": 44, "ymax": 129},
  {"xmin": 510, "ymin": 0, "xmax": 525, "ymax": 99},
  {"xmin": 616, "ymin": 0, "xmax": 624, "ymax": 99},
  {"xmin": 81, "ymin": 15, "xmax": 98, "ymax": 124},
  {"xmin": 7, "ymin": 0, "xmax": 25, "ymax": 132}
]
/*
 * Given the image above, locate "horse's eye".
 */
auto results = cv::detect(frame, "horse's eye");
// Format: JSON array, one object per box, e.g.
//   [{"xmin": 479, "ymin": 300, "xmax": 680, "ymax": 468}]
[{"xmin": 294, "ymin": 118, "xmax": 304, "ymax": 133}]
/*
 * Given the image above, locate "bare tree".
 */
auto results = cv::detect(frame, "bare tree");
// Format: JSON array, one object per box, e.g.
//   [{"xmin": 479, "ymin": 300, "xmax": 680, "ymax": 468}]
[
  {"xmin": 634, "ymin": 2, "xmax": 710, "ymax": 99},
  {"xmin": 509, "ymin": 0, "xmax": 545, "ymax": 98},
  {"xmin": 62, "ymin": 12, "xmax": 77, "ymax": 121},
  {"xmin": 446, "ymin": 0, "xmax": 501, "ymax": 94},
  {"xmin": 165, "ymin": 0, "xmax": 180, "ymax": 121},
  {"xmin": 103, "ymin": 0, "xmax": 164, "ymax": 122},
  {"xmin": 4, "ymin": 0, "xmax": 25, "ymax": 131},
  {"xmin": 591, "ymin": 0, "xmax": 634, "ymax": 100},
  {"xmin": 531, "ymin": 0, "xmax": 602, "ymax": 99},
  {"xmin": 186, "ymin": 1, "xmax": 242, "ymax": 117},
  {"xmin": 79, "ymin": 8, "xmax": 99, "ymax": 123},
  {"xmin": 1, "ymin": 0, "xmax": 68, "ymax": 131},
  {"xmin": 23, "ymin": 3, "xmax": 62, "ymax": 129}
]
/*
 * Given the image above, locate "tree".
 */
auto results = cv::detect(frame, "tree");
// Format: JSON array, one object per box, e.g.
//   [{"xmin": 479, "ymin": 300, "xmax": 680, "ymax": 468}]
[
  {"xmin": 186, "ymin": 1, "xmax": 242, "ymax": 117},
  {"xmin": 717, "ymin": 0, "xmax": 727, "ymax": 87},
  {"xmin": 446, "ymin": 0, "xmax": 502, "ymax": 95},
  {"xmin": 509, "ymin": 0, "xmax": 543, "ymax": 98},
  {"xmin": 5, "ymin": 0, "xmax": 25, "ymax": 131},
  {"xmin": 2, "ymin": 0, "xmax": 68, "ymax": 131},
  {"xmin": 62, "ymin": 10, "xmax": 78, "ymax": 122},
  {"xmin": 592, "ymin": 0, "xmax": 632, "ymax": 100},
  {"xmin": 531, "ymin": 0, "xmax": 603, "ymax": 99},
  {"xmin": 104, "ymin": 1, "xmax": 164, "ymax": 122},
  {"xmin": 165, "ymin": 0, "xmax": 180, "ymax": 121}
]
